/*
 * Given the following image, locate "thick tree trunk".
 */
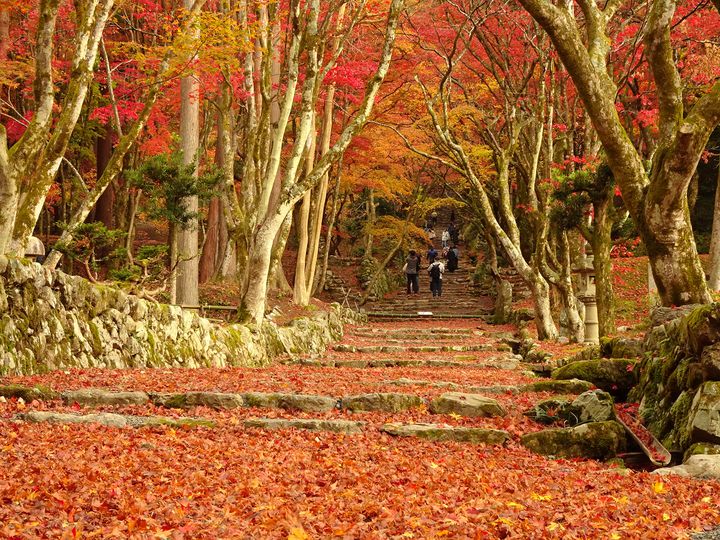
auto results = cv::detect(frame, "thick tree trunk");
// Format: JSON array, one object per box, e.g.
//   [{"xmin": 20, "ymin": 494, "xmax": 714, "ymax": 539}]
[
  {"xmin": 517, "ymin": 0, "xmax": 714, "ymax": 307},
  {"xmin": 175, "ymin": 0, "xmax": 200, "ymax": 307},
  {"xmin": 199, "ymin": 197, "xmax": 221, "ymax": 283}
]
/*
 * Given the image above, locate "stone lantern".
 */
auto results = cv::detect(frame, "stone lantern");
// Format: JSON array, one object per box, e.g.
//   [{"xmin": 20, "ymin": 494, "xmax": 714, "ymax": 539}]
[{"xmin": 574, "ymin": 253, "xmax": 599, "ymax": 344}]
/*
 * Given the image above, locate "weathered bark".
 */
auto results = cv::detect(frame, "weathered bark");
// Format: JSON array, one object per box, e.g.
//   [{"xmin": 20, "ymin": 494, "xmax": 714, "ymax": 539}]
[
  {"xmin": 709, "ymin": 165, "xmax": 720, "ymax": 290},
  {"xmin": 591, "ymin": 197, "xmax": 616, "ymax": 336},
  {"xmin": 94, "ymin": 125, "xmax": 115, "ymax": 228},
  {"xmin": 517, "ymin": 0, "xmax": 715, "ymax": 306},
  {"xmin": 175, "ymin": 0, "xmax": 200, "ymax": 307},
  {"xmin": 235, "ymin": 0, "xmax": 405, "ymax": 324}
]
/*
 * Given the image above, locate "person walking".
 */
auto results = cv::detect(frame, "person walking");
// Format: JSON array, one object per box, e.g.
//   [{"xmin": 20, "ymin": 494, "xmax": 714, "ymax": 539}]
[
  {"xmin": 428, "ymin": 257, "xmax": 444, "ymax": 297},
  {"xmin": 441, "ymin": 228, "xmax": 450, "ymax": 248},
  {"xmin": 447, "ymin": 244, "xmax": 458, "ymax": 272},
  {"xmin": 404, "ymin": 250, "xmax": 420, "ymax": 295},
  {"xmin": 426, "ymin": 245, "xmax": 438, "ymax": 262},
  {"xmin": 431, "ymin": 210, "xmax": 438, "ymax": 227}
]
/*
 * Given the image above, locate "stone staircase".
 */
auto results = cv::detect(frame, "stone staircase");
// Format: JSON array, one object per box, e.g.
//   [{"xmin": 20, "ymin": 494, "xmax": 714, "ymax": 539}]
[{"xmin": 365, "ymin": 214, "xmax": 493, "ymax": 320}]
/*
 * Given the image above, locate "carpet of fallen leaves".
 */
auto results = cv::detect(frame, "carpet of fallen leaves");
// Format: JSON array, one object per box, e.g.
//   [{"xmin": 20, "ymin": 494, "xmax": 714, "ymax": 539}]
[
  {"xmin": 2, "ymin": 267, "xmax": 720, "ymax": 538},
  {"xmin": 0, "ymin": 409, "xmax": 718, "ymax": 539}
]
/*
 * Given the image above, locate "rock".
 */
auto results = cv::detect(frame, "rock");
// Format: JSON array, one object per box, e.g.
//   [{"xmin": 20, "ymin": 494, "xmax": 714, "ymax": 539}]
[
  {"xmin": 467, "ymin": 385, "xmax": 520, "ymax": 395},
  {"xmin": 18, "ymin": 411, "xmax": 130, "ymax": 428},
  {"xmin": 552, "ymin": 359, "xmax": 637, "ymax": 397},
  {"xmin": 381, "ymin": 423, "xmax": 509, "ymax": 445},
  {"xmin": 572, "ymin": 390, "xmax": 615, "ymax": 423},
  {"xmin": 429, "ymin": 392, "xmax": 506, "ymax": 418},
  {"xmin": 244, "ymin": 418, "xmax": 364, "ymax": 434},
  {"xmin": 700, "ymin": 344, "xmax": 720, "ymax": 381},
  {"xmin": 0, "ymin": 384, "xmax": 58, "ymax": 401},
  {"xmin": 341, "ymin": 393, "xmax": 424, "ymax": 412},
  {"xmin": 653, "ymin": 455, "xmax": 720, "ymax": 480},
  {"xmin": 242, "ymin": 392, "xmax": 338, "ymax": 412},
  {"xmin": 383, "ymin": 378, "xmax": 460, "ymax": 389},
  {"xmin": 686, "ymin": 382, "xmax": 720, "ymax": 445},
  {"xmin": 682, "ymin": 304, "xmax": 720, "ymax": 357},
  {"xmin": 683, "ymin": 442, "xmax": 720, "ymax": 463},
  {"xmin": 151, "ymin": 392, "xmax": 245, "ymax": 409},
  {"xmin": 62, "ymin": 389, "xmax": 149, "ymax": 407},
  {"xmin": 523, "ymin": 398, "xmax": 576, "ymax": 425},
  {"xmin": 520, "ymin": 421, "xmax": 626, "ymax": 460},
  {"xmin": 520, "ymin": 379, "xmax": 594, "ymax": 394},
  {"xmin": 651, "ymin": 305, "xmax": 702, "ymax": 328},
  {"xmin": 16, "ymin": 410, "xmax": 215, "ymax": 429},
  {"xmin": 600, "ymin": 337, "xmax": 644, "ymax": 359}
]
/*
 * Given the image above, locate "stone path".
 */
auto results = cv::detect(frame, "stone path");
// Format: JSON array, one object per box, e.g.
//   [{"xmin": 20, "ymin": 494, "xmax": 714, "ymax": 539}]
[{"xmin": 1, "ymin": 283, "xmax": 719, "ymax": 535}]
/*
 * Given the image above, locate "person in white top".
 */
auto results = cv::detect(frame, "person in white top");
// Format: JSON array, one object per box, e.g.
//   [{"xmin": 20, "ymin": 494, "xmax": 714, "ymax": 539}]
[{"xmin": 441, "ymin": 229, "xmax": 450, "ymax": 248}]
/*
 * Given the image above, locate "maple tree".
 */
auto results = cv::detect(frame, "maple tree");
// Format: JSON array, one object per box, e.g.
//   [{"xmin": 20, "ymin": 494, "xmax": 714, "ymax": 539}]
[{"xmin": 517, "ymin": 0, "xmax": 720, "ymax": 307}]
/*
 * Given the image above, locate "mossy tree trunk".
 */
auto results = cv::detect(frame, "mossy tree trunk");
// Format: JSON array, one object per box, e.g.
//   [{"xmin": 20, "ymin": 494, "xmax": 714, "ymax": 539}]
[
  {"xmin": 518, "ymin": 0, "xmax": 717, "ymax": 307},
  {"xmin": 591, "ymin": 196, "xmax": 616, "ymax": 337}
]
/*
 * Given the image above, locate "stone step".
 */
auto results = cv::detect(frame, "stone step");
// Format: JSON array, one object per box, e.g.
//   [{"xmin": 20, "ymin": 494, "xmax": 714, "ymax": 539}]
[
  {"xmin": 381, "ymin": 423, "xmax": 510, "ymax": 445},
  {"xmin": 331, "ymin": 344, "xmax": 493, "ymax": 353},
  {"xmin": 14, "ymin": 411, "xmax": 215, "ymax": 429},
  {"xmin": 244, "ymin": 418, "xmax": 365, "ymax": 434},
  {"xmin": 350, "ymin": 327, "xmax": 476, "ymax": 335},
  {"xmin": 301, "ymin": 357, "xmax": 520, "ymax": 370}
]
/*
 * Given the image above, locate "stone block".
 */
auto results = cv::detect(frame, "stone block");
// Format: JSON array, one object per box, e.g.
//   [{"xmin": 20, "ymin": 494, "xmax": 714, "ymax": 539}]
[{"xmin": 429, "ymin": 392, "xmax": 506, "ymax": 418}]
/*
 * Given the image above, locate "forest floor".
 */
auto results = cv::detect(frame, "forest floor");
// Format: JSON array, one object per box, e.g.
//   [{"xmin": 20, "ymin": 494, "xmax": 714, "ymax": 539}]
[{"xmin": 1, "ymin": 255, "xmax": 720, "ymax": 538}]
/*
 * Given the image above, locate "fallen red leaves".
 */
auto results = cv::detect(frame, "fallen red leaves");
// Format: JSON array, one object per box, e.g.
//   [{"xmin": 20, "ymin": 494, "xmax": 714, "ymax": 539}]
[{"xmin": 0, "ymin": 418, "xmax": 717, "ymax": 539}]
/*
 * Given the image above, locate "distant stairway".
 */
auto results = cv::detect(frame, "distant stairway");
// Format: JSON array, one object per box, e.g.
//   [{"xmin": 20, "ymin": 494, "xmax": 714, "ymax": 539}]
[{"xmin": 365, "ymin": 251, "xmax": 493, "ymax": 321}]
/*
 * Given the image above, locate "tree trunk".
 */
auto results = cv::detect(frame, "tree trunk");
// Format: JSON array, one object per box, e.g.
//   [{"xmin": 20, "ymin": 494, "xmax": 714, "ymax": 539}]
[
  {"xmin": 94, "ymin": 124, "xmax": 115, "ymax": 228},
  {"xmin": 175, "ymin": 0, "xmax": 200, "ymax": 306},
  {"xmin": 592, "ymin": 197, "xmax": 615, "ymax": 337},
  {"xmin": 199, "ymin": 197, "xmax": 221, "ymax": 283},
  {"xmin": 709, "ymin": 164, "xmax": 720, "ymax": 290}
]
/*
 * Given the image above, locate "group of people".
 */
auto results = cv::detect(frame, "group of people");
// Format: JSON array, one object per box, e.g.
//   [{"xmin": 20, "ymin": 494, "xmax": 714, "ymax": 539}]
[{"xmin": 404, "ymin": 243, "xmax": 460, "ymax": 298}]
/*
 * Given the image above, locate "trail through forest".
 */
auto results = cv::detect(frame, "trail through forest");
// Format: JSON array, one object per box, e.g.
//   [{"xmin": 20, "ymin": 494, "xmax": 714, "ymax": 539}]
[{"xmin": 0, "ymin": 254, "xmax": 719, "ymax": 538}]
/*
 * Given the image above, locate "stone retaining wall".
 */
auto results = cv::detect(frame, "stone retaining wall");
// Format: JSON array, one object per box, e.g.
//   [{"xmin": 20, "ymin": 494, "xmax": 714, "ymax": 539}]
[{"xmin": 0, "ymin": 257, "xmax": 362, "ymax": 376}]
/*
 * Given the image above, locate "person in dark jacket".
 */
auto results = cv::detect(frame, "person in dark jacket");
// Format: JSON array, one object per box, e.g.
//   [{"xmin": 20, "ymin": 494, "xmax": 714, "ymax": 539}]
[
  {"xmin": 428, "ymin": 257, "xmax": 444, "ymax": 297},
  {"xmin": 404, "ymin": 250, "xmax": 420, "ymax": 294},
  {"xmin": 447, "ymin": 244, "xmax": 458, "ymax": 272}
]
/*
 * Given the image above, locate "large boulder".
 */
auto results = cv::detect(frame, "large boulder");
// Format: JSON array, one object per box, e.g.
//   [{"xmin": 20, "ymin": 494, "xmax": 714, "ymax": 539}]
[
  {"xmin": 573, "ymin": 390, "xmax": 615, "ymax": 423},
  {"xmin": 600, "ymin": 337, "xmax": 644, "ymax": 359},
  {"xmin": 653, "ymin": 455, "xmax": 720, "ymax": 480},
  {"xmin": 520, "ymin": 421, "xmax": 626, "ymax": 460},
  {"xmin": 520, "ymin": 379, "xmax": 594, "ymax": 394},
  {"xmin": 429, "ymin": 393, "xmax": 506, "ymax": 418},
  {"xmin": 523, "ymin": 391, "xmax": 614, "ymax": 426},
  {"xmin": 552, "ymin": 359, "xmax": 637, "ymax": 397},
  {"xmin": 686, "ymin": 382, "xmax": 720, "ymax": 445},
  {"xmin": 523, "ymin": 398, "xmax": 575, "ymax": 425}
]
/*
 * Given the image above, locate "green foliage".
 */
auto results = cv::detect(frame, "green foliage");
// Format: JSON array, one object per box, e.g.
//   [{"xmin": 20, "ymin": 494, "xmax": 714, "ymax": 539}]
[
  {"xmin": 127, "ymin": 153, "xmax": 222, "ymax": 230},
  {"xmin": 550, "ymin": 164, "xmax": 615, "ymax": 230},
  {"xmin": 54, "ymin": 222, "xmax": 127, "ymax": 279}
]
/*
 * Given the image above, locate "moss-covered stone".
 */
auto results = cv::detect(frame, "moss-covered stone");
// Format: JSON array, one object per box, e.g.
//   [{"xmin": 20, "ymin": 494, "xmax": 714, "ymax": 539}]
[
  {"xmin": 151, "ymin": 392, "xmax": 245, "ymax": 410},
  {"xmin": 61, "ymin": 389, "xmax": 149, "ymax": 407},
  {"xmin": 683, "ymin": 442, "xmax": 720, "ymax": 463},
  {"xmin": 244, "ymin": 417, "xmax": 364, "ymax": 434},
  {"xmin": 520, "ymin": 421, "xmax": 626, "ymax": 460},
  {"xmin": 341, "ymin": 393, "xmax": 425, "ymax": 412},
  {"xmin": 429, "ymin": 393, "xmax": 506, "ymax": 418},
  {"xmin": 552, "ymin": 359, "xmax": 637, "ymax": 397},
  {"xmin": 0, "ymin": 384, "xmax": 58, "ymax": 401},
  {"xmin": 381, "ymin": 422, "xmax": 509, "ymax": 445},
  {"xmin": 520, "ymin": 379, "xmax": 594, "ymax": 394}
]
